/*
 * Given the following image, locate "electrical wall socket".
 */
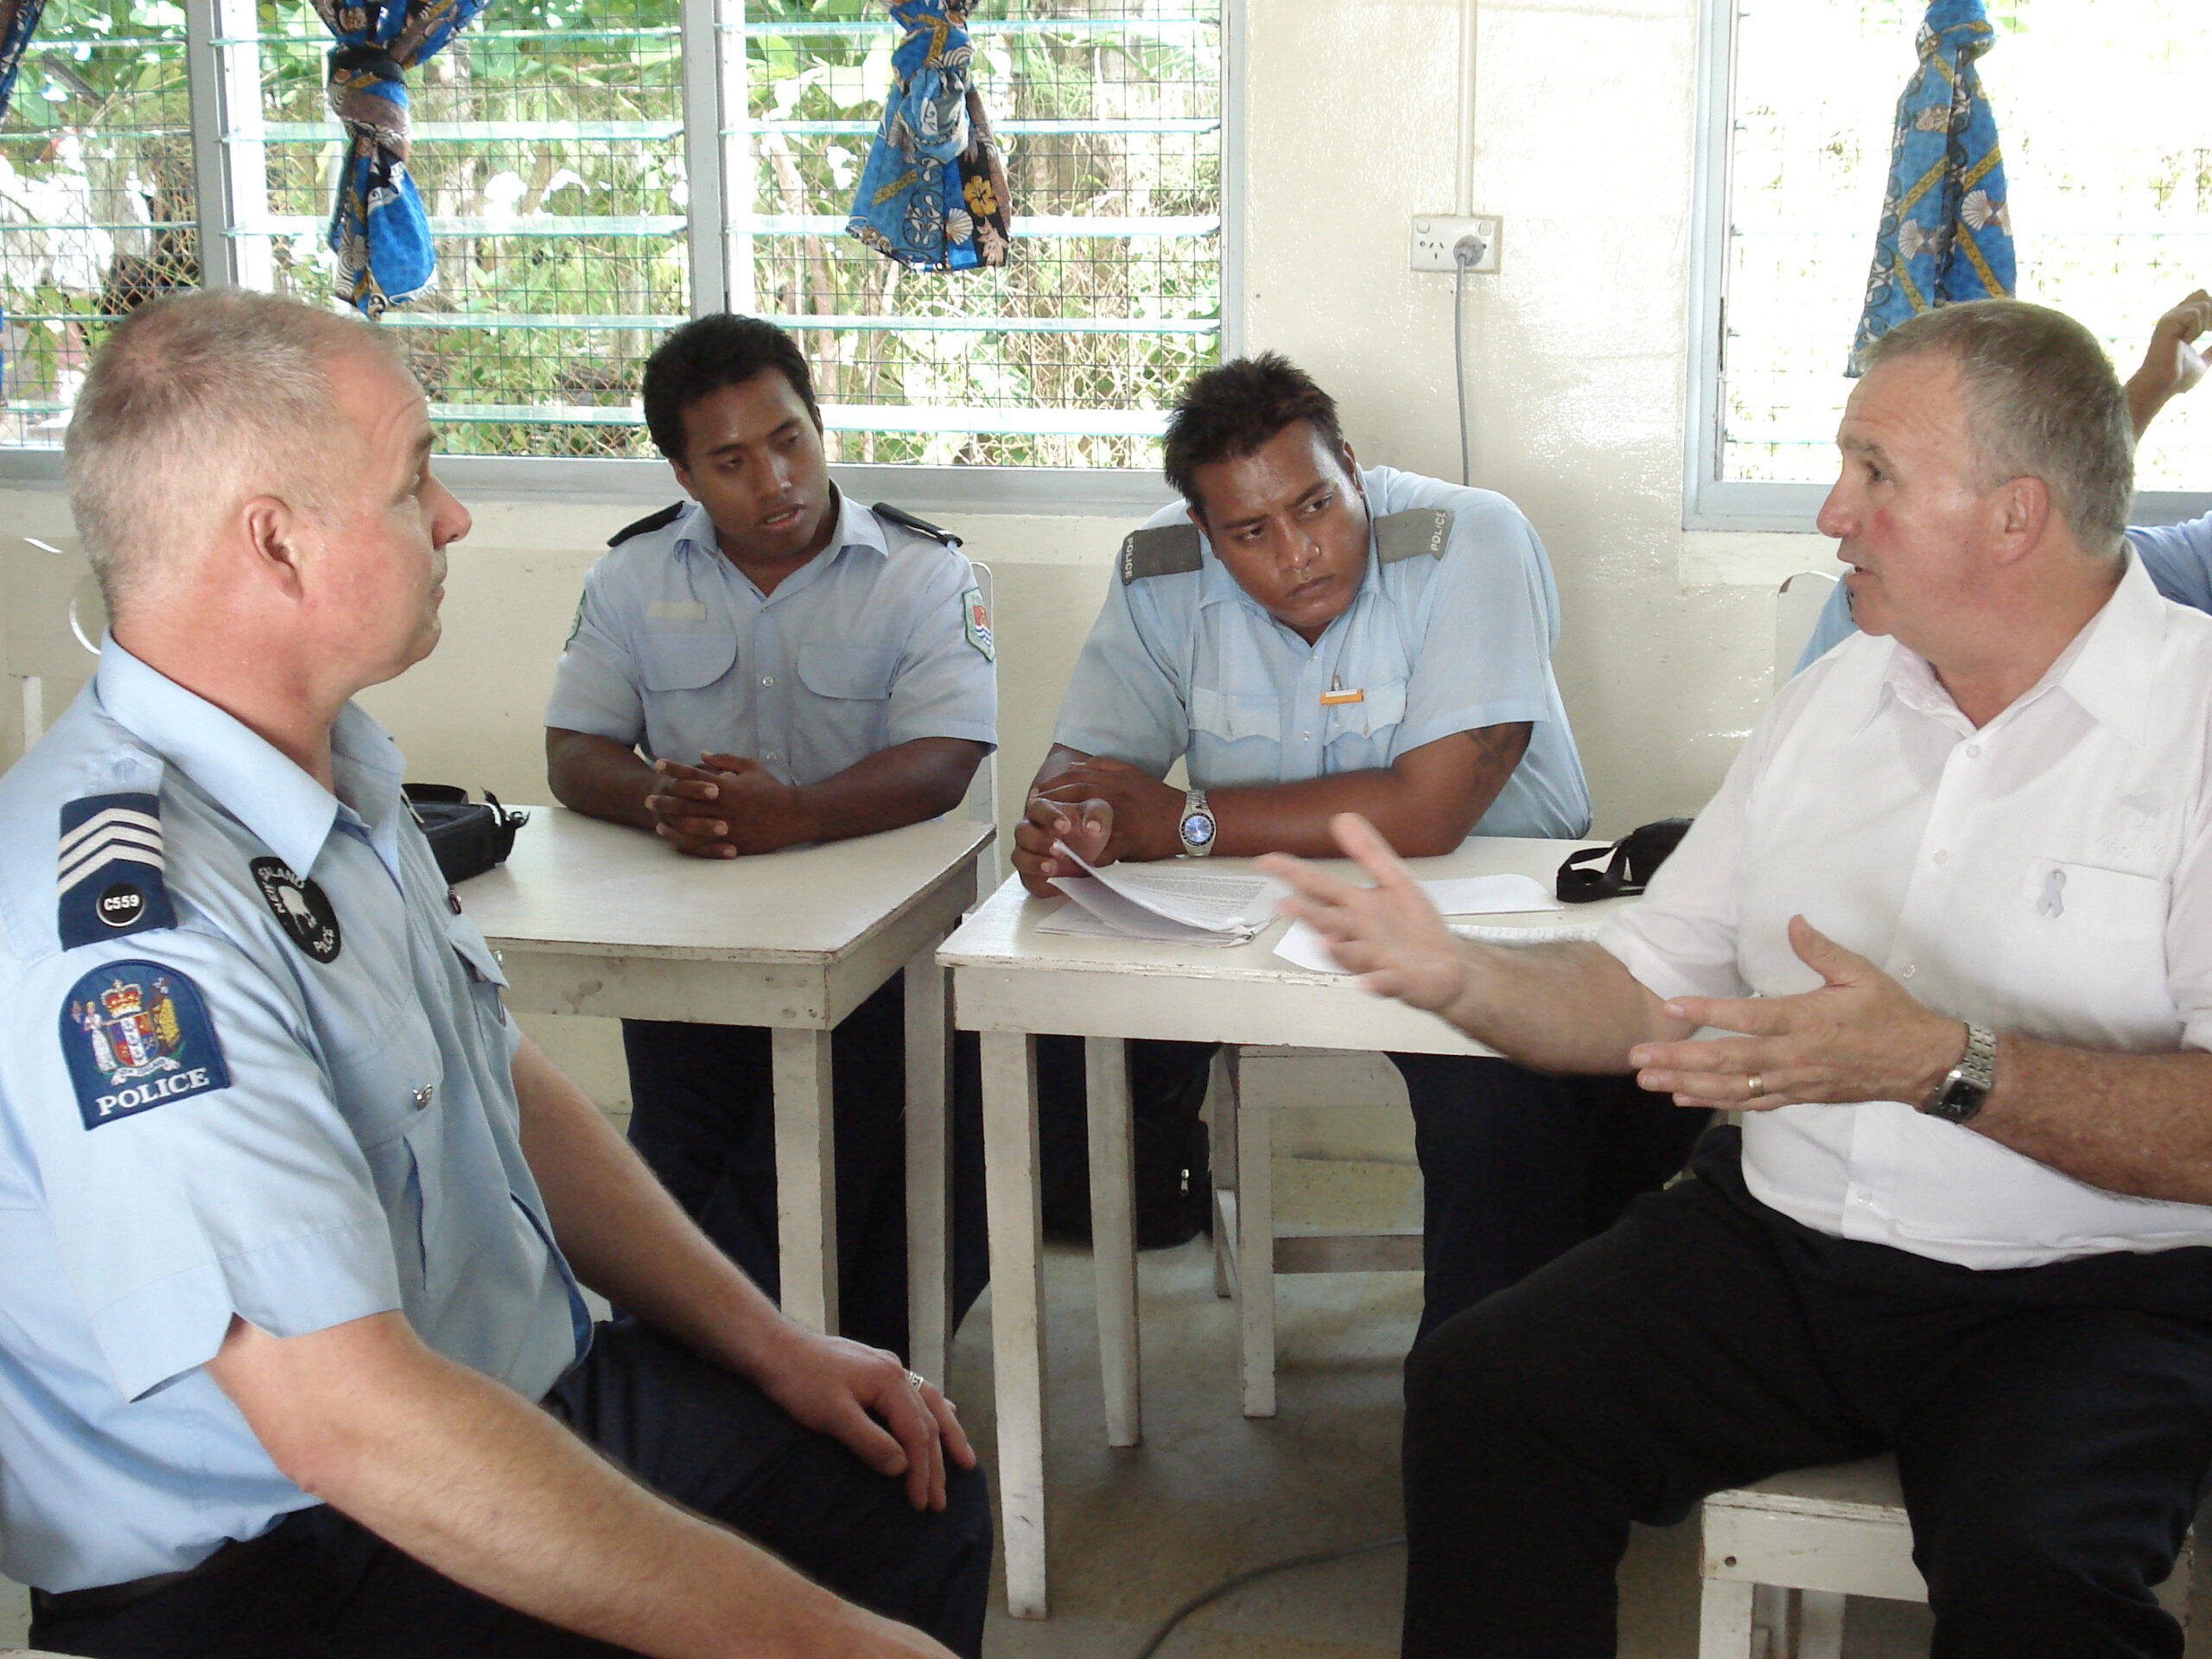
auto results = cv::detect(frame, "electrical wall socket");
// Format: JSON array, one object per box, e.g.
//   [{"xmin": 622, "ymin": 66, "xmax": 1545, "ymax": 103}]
[{"xmin": 1410, "ymin": 214, "xmax": 1501, "ymax": 274}]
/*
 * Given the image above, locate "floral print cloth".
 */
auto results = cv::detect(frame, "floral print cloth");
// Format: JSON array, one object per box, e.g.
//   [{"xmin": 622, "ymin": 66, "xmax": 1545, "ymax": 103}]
[
  {"xmin": 0, "ymin": 0, "xmax": 47, "ymax": 120},
  {"xmin": 847, "ymin": 0, "xmax": 1012, "ymax": 271},
  {"xmin": 1849, "ymin": 0, "xmax": 2015, "ymax": 373},
  {"xmin": 312, "ymin": 0, "xmax": 490, "ymax": 315}
]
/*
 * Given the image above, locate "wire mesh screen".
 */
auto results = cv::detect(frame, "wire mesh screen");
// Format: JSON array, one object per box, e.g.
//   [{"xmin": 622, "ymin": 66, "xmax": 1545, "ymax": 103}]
[
  {"xmin": 237, "ymin": 0, "xmax": 687, "ymax": 456},
  {"xmin": 1, "ymin": 3, "xmax": 200, "ymax": 447},
  {"xmin": 750, "ymin": 1, "xmax": 1224, "ymax": 468},
  {"xmin": 1722, "ymin": 0, "xmax": 2212, "ymax": 493}
]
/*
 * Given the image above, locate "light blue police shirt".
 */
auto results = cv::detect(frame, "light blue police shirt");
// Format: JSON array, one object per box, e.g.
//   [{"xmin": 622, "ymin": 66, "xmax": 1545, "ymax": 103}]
[
  {"xmin": 1052, "ymin": 466, "xmax": 1593, "ymax": 839},
  {"xmin": 0, "ymin": 643, "xmax": 587, "ymax": 1592},
  {"xmin": 545, "ymin": 491, "xmax": 997, "ymax": 785},
  {"xmin": 1794, "ymin": 508, "xmax": 2212, "ymax": 671}
]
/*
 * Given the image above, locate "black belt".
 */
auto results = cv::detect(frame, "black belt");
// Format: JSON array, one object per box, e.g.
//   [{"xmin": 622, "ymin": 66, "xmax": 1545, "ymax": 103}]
[{"xmin": 32, "ymin": 1509, "xmax": 309, "ymax": 1622}]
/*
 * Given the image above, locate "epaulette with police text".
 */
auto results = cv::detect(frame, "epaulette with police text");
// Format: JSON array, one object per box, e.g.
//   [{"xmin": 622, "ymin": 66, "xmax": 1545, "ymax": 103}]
[
  {"xmin": 57, "ymin": 791, "xmax": 177, "ymax": 950},
  {"xmin": 1374, "ymin": 508, "xmax": 1452, "ymax": 564},
  {"xmin": 606, "ymin": 502, "xmax": 686, "ymax": 548},
  {"xmin": 1120, "ymin": 523, "xmax": 1203, "ymax": 584},
  {"xmin": 873, "ymin": 502, "xmax": 963, "ymax": 548}
]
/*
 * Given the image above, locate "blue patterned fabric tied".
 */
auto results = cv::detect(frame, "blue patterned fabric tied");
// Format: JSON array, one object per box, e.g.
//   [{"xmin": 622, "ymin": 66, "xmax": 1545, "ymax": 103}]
[
  {"xmin": 0, "ymin": 0, "xmax": 48, "ymax": 120},
  {"xmin": 847, "ymin": 0, "xmax": 1011, "ymax": 271},
  {"xmin": 1849, "ymin": 0, "xmax": 2016, "ymax": 373},
  {"xmin": 312, "ymin": 0, "xmax": 489, "ymax": 316}
]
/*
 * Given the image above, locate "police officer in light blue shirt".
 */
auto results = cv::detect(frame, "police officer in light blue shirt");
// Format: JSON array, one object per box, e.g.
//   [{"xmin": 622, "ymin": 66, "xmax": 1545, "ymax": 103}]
[
  {"xmin": 0, "ymin": 289, "xmax": 987, "ymax": 1659},
  {"xmin": 1796, "ymin": 287, "xmax": 2212, "ymax": 671},
  {"xmin": 545, "ymin": 315, "xmax": 995, "ymax": 1360},
  {"xmin": 1012, "ymin": 353, "xmax": 1707, "ymax": 1327}
]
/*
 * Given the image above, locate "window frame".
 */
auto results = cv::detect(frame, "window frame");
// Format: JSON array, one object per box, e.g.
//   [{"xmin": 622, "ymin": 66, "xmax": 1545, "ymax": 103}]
[
  {"xmin": 0, "ymin": 0, "xmax": 1245, "ymax": 514},
  {"xmin": 1681, "ymin": 0, "xmax": 2212, "ymax": 535}
]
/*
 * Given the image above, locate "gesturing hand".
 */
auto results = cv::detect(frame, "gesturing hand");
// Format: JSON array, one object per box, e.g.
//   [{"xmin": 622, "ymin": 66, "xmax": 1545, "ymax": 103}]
[
  {"xmin": 748, "ymin": 1325, "xmax": 976, "ymax": 1514},
  {"xmin": 1011, "ymin": 791, "xmax": 1114, "ymax": 897},
  {"xmin": 1258, "ymin": 812, "xmax": 1470, "ymax": 1014},
  {"xmin": 1626, "ymin": 914, "xmax": 1967, "ymax": 1110}
]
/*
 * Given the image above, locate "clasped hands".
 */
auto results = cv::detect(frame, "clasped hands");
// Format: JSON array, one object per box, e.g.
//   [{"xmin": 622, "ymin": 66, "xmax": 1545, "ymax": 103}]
[
  {"xmin": 645, "ymin": 752, "xmax": 810, "ymax": 858},
  {"xmin": 1011, "ymin": 755, "xmax": 1185, "ymax": 896},
  {"xmin": 1264, "ymin": 812, "xmax": 1968, "ymax": 1111}
]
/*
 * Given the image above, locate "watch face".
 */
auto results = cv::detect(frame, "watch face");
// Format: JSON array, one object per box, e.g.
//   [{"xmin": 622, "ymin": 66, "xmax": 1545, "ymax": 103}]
[{"xmin": 1181, "ymin": 811, "xmax": 1215, "ymax": 847}]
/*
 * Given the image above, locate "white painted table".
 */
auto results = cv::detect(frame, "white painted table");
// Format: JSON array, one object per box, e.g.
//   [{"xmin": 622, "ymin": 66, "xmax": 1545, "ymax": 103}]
[
  {"xmin": 942, "ymin": 836, "xmax": 1627, "ymax": 1618},
  {"xmin": 459, "ymin": 808, "xmax": 993, "ymax": 1382}
]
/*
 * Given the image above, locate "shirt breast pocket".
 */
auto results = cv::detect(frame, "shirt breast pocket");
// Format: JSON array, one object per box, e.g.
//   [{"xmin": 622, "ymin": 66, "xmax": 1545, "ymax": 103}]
[
  {"xmin": 796, "ymin": 641, "xmax": 899, "ymax": 702},
  {"xmin": 637, "ymin": 628, "xmax": 738, "ymax": 692},
  {"xmin": 1322, "ymin": 679, "xmax": 1408, "ymax": 742},
  {"xmin": 1190, "ymin": 686, "xmax": 1279, "ymax": 742},
  {"xmin": 2000, "ymin": 859, "xmax": 2171, "ymax": 1042}
]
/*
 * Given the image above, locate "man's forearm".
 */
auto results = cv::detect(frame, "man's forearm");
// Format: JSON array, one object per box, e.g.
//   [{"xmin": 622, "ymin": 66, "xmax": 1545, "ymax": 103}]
[
  {"xmin": 1967, "ymin": 1037, "xmax": 2212, "ymax": 1205},
  {"xmin": 786, "ymin": 737, "xmax": 988, "ymax": 847},
  {"xmin": 547, "ymin": 728, "xmax": 656, "ymax": 830},
  {"xmin": 1440, "ymin": 939, "xmax": 1692, "ymax": 1074},
  {"xmin": 1209, "ymin": 721, "xmax": 1528, "ymax": 859},
  {"xmin": 212, "ymin": 1315, "xmax": 886, "ymax": 1659},
  {"xmin": 513, "ymin": 1035, "xmax": 787, "ymax": 1374}
]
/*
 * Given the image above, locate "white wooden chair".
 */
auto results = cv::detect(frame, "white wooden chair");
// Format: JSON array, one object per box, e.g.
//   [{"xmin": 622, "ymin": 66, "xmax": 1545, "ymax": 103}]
[
  {"xmin": 1699, "ymin": 1455, "xmax": 2193, "ymax": 1658},
  {"xmin": 1205, "ymin": 1047, "xmax": 1421, "ymax": 1418}
]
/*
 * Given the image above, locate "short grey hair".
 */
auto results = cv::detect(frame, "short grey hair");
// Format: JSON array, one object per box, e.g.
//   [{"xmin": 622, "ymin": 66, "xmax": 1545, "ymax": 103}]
[
  {"xmin": 1861, "ymin": 299, "xmax": 2133, "ymax": 557},
  {"xmin": 64, "ymin": 289, "xmax": 405, "ymax": 615}
]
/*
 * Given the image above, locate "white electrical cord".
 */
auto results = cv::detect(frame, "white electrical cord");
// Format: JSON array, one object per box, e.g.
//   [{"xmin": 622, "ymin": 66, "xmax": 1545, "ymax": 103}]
[
  {"xmin": 1452, "ymin": 233, "xmax": 1486, "ymax": 487},
  {"xmin": 1128, "ymin": 1535, "xmax": 1408, "ymax": 1659}
]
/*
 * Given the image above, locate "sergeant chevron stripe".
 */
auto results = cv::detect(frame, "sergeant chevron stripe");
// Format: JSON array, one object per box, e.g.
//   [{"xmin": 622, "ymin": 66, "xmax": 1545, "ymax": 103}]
[
  {"xmin": 57, "ymin": 805, "xmax": 166, "ymax": 894},
  {"xmin": 57, "ymin": 792, "xmax": 178, "ymax": 950}
]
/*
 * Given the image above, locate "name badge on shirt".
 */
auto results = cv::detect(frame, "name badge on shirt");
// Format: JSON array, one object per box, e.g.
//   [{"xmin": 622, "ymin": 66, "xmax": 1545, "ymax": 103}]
[
  {"xmin": 61, "ymin": 962, "xmax": 232, "ymax": 1130},
  {"xmin": 1319, "ymin": 687, "xmax": 1365, "ymax": 706}
]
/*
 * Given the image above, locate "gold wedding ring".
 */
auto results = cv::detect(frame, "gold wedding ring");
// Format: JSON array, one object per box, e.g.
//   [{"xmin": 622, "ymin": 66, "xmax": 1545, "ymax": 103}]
[{"xmin": 1745, "ymin": 1073, "xmax": 1764, "ymax": 1100}]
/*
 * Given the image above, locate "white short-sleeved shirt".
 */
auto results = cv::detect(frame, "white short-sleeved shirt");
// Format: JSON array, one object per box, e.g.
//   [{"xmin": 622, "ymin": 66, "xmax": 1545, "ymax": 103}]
[
  {"xmin": 1796, "ymin": 509, "xmax": 2212, "ymax": 669},
  {"xmin": 1052, "ymin": 467, "xmax": 1592, "ymax": 839},
  {"xmin": 0, "ymin": 644, "xmax": 586, "ymax": 1592},
  {"xmin": 544, "ymin": 492, "xmax": 997, "ymax": 784},
  {"xmin": 1600, "ymin": 553, "xmax": 2212, "ymax": 1268}
]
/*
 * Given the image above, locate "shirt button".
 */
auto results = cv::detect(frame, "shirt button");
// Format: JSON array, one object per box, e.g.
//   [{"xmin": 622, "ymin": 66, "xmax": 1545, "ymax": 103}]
[
  {"xmin": 1853, "ymin": 1190, "xmax": 1875, "ymax": 1206},
  {"xmin": 1933, "ymin": 849, "xmax": 1948, "ymax": 865},
  {"xmin": 765, "ymin": 751, "xmax": 780, "ymax": 763},
  {"xmin": 1900, "ymin": 963, "xmax": 1916, "ymax": 978},
  {"xmin": 1301, "ymin": 731, "xmax": 1312, "ymax": 742},
  {"xmin": 1966, "ymin": 744, "xmax": 1981, "ymax": 758},
  {"xmin": 412, "ymin": 1084, "xmax": 435, "ymax": 1111},
  {"xmin": 761, "ymin": 676, "xmax": 775, "ymax": 688}
]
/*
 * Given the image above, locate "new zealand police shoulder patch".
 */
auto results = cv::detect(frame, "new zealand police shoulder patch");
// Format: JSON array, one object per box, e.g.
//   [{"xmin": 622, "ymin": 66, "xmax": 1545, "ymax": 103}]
[
  {"xmin": 57, "ymin": 792, "xmax": 177, "ymax": 950},
  {"xmin": 61, "ymin": 960, "xmax": 231, "ymax": 1130}
]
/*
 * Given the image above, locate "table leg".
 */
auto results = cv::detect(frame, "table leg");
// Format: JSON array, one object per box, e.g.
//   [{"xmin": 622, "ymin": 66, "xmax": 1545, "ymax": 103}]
[
  {"xmin": 1084, "ymin": 1037, "xmax": 1141, "ymax": 1448},
  {"xmin": 904, "ymin": 945, "xmax": 952, "ymax": 1385},
  {"xmin": 772, "ymin": 1027, "xmax": 838, "ymax": 1336},
  {"xmin": 980, "ymin": 1029, "xmax": 1049, "ymax": 1618}
]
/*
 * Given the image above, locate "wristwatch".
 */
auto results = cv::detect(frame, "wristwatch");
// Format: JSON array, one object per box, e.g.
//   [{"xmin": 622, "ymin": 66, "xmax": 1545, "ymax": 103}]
[
  {"xmin": 1919, "ymin": 1022, "xmax": 1997, "ymax": 1125},
  {"xmin": 1177, "ymin": 788, "xmax": 1217, "ymax": 857}
]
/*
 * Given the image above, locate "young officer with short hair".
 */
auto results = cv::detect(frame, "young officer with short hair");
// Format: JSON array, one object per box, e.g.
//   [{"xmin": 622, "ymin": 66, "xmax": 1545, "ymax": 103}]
[
  {"xmin": 546, "ymin": 314, "xmax": 995, "ymax": 1358},
  {"xmin": 1016, "ymin": 353, "xmax": 1707, "ymax": 1333}
]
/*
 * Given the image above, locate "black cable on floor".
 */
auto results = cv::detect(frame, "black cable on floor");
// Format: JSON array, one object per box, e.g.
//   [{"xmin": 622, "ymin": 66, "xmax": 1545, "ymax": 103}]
[{"xmin": 1128, "ymin": 1535, "xmax": 1408, "ymax": 1659}]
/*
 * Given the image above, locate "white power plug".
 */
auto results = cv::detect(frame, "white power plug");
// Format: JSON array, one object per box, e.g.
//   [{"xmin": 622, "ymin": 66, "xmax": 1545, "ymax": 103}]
[{"xmin": 1409, "ymin": 214, "xmax": 1501, "ymax": 274}]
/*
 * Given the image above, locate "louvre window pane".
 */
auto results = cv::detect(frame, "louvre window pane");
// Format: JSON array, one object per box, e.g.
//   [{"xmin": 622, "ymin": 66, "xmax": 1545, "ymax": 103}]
[
  {"xmin": 2, "ymin": 0, "xmax": 199, "ymax": 447},
  {"xmin": 1720, "ymin": 0, "xmax": 2212, "ymax": 493}
]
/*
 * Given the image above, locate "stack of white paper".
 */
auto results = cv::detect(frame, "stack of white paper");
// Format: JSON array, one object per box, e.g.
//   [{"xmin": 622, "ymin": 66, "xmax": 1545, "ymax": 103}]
[
  {"xmin": 1271, "ymin": 870, "xmax": 1586, "ymax": 976},
  {"xmin": 1037, "ymin": 841, "xmax": 1286, "ymax": 945}
]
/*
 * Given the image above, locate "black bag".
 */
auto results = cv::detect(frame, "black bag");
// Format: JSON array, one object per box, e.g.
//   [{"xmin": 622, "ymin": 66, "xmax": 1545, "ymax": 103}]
[
  {"xmin": 1555, "ymin": 817, "xmax": 1693, "ymax": 904},
  {"xmin": 403, "ymin": 785, "xmax": 529, "ymax": 884}
]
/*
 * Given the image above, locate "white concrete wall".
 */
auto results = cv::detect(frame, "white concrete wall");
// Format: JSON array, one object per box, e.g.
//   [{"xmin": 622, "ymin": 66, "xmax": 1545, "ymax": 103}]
[{"xmin": 0, "ymin": 0, "xmax": 1838, "ymax": 1122}]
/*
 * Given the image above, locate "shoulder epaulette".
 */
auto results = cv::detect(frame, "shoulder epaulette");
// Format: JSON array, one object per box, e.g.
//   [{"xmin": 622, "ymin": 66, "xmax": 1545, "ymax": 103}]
[
  {"xmin": 872, "ymin": 502, "xmax": 963, "ymax": 548},
  {"xmin": 58, "ymin": 791, "xmax": 177, "ymax": 950},
  {"xmin": 1374, "ymin": 507, "xmax": 1452, "ymax": 564},
  {"xmin": 606, "ymin": 502, "xmax": 686, "ymax": 548},
  {"xmin": 1120, "ymin": 522, "xmax": 1204, "ymax": 584}
]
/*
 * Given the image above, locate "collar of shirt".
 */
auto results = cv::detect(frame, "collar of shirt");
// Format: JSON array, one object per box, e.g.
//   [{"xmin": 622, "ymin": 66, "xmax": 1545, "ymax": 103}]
[
  {"xmin": 92, "ymin": 640, "xmax": 409, "ymax": 881},
  {"xmin": 1855, "ymin": 550, "xmax": 2163, "ymax": 747},
  {"xmin": 671, "ymin": 487, "xmax": 891, "ymax": 601}
]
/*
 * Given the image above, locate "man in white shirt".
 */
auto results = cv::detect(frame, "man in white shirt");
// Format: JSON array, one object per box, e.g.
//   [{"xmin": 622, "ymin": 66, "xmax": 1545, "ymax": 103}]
[{"xmin": 1268, "ymin": 298, "xmax": 2212, "ymax": 1659}]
